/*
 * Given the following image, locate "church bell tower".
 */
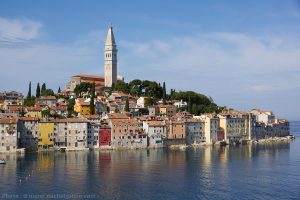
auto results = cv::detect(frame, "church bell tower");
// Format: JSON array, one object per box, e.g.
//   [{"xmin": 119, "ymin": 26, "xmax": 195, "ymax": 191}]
[{"xmin": 104, "ymin": 23, "xmax": 118, "ymax": 87}]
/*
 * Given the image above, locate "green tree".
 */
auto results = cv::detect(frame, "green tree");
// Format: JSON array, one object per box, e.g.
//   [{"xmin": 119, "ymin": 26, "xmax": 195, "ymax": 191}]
[
  {"xmin": 27, "ymin": 81, "xmax": 32, "ymax": 99},
  {"xmin": 41, "ymin": 109, "xmax": 50, "ymax": 117},
  {"xmin": 188, "ymin": 97, "xmax": 192, "ymax": 113},
  {"xmin": 162, "ymin": 82, "xmax": 166, "ymax": 104},
  {"xmin": 114, "ymin": 81, "xmax": 129, "ymax": 93},
  {"xmin": 67, "ymin": 98, "xmax": 76, "ymax": 117},
  {"xmin": 36, "ymin": 82, "xmax": 41, "ymax": 98},
  {"xmin": 41, "ymin": 83, "xmax": 46, "ymax": 96},
  {"xmin": 58, "ymin": 87, "xmax": 61, "ymax": 94},
  {"xmin": 125, "ymin": 98, "xmax": 130, "ymax": 112},
  {"xmin": 74, "ymin": 82, "xmax": 92, "ymax": 97},
  {"xmin": 90, "ymin": 82, "xmax": 95, "ymax": 115},
  {"xmin": 44, "ymin": 89, "xmax": 54, "ymax": 96},
  {"xmin": 144, "ymin": 97, "xmax": 156, "ymax": 107}
]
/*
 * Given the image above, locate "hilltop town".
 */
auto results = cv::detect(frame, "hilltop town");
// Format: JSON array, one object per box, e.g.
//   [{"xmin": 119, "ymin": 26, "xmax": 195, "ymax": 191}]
[{"xmin": 0, "ymin": 25, "xmax": 291, "ymax": 153}]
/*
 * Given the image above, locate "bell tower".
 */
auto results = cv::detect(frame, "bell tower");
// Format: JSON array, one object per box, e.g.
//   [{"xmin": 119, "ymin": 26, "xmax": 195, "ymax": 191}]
[{"xmin": 104, "ymin": 23, "xmax": 118, "ymax": 87}]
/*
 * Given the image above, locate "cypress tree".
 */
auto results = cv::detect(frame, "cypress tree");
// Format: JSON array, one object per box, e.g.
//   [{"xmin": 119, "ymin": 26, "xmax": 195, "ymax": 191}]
[
  {"xmin": 90, "ymin": 82, "xmax": 95, "ymax": 115},
  {"xmin": 27, "ymin": 81, "xmax": 32, "ymax": 99},
  {"xmin": 125, "ymin": 97, "xmax": 130, "ymax": 112},
  {"xmin": 36, "ymin": 83, "xmax": 41, "ymax": 98},
  {"xmin": 41, "ymin": 83, "xmax": 46, "ymax": 96},
  {"xmin": 163, "ymin": 82, "xmax": 166, "ymax": 104},
  {"xmin": 58, "ymin": 87, "xmax": 61, "ymax": 94}
]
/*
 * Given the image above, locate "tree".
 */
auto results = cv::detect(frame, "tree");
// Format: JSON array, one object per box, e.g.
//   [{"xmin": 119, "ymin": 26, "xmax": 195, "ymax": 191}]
[
  {"xmin": 43, "ymin": 89, "xmax": 54, "ymax": 96},
  {"xmin": 188, "ymin": 97, "xmax": 192, "ymax": 113},
  {"xmin": 36, "ymin": 83, "xmax": 41, "ymax": 98},
  {"xmin": 162, "ymin": 82, "xmax": 166, "ymax": 104},
  {"xmin": 113, "ymin": 81, "xmax": 129, "ymax": 93},
  {"xmin": 144, "ymin": 97, "xmax": 156, "ymax": 107},
  {"xmin": 41, "ymin": 109, "xmax": 50, "ymax": 117},
  {"xmin": 58, "ymin": 87, "xmax": 61, "ymax": 94},
  {"xmin": 41, "ymin": 83, "xmax": 46, "ymax": 96},
  {"xmin": 27, "ymin": 81, "xmax": 32, "ymax": 99},
  {"xmin": 67, "ymin": 98, "xmax": 76, "ymax": 117},
  {"xmin": 90, "ymin": 82, "xmax": 95, "ymax": 115},
  {"xmin": 125, "ymin": 98, "xmax": 130, "ymax": 112},
  {"xmin": 74, "ymin": 82, "xmax": 92, "ymax": 97}
]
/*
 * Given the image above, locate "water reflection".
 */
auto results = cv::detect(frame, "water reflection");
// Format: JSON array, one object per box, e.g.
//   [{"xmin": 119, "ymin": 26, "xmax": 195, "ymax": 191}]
[{"xmin": 0, "ymin": 140, "xmax": 296, "ymax": 199}]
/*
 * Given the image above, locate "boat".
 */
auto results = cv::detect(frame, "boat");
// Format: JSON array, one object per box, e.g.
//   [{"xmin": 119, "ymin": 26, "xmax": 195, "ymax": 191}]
[{"xmin": 0, "ymin": 160, "xmax": 6, "ymax": 164}]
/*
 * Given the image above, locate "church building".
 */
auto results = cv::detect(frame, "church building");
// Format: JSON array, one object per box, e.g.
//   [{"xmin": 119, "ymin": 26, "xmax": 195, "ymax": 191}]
[{"xmin": 65, "ymin": 24, "xmax": 121, "ymax": 93}]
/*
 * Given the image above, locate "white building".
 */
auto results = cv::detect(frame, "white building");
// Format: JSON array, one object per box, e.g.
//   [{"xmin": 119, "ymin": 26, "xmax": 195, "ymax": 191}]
[
  {"xmin": 185, "ymin": 120, "xmax": 206, "ymax": 145},
  {"xmin": 195, "ymin": 114, "xmax": 220, "ymax": 144},
  {"xmin": 0, "ymin": 118, "xmax": 18, "ymax": 152},
  {"xmin": 53, "ymin": 118, "xmax": 88, "ymax": 149},
  {"xmin": 87, "ymin": 122, "xmax": 100, "ymax": 149},
  {"xmin": 104, "ymin": 24, "xmax": 118, "ymax": 87},
  {"xmin": 173, "ymin": 99, "xmax": 187, "ymax": 109},
  {"xmin": 137, "ymin": 97, "xmax": 149, "ymax": 108},
  {"xmin": 251, "ymin": 109, "xmax": 275, "ymax": 124},
  {"xmin": 143, "ymin": 121, "xmax": 166, "ymax": 148}
]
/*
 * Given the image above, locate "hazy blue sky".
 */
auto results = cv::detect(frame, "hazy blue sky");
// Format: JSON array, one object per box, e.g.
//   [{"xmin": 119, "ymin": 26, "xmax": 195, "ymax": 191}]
[{"xmin": 0, "ymin": 0, "xmax": 300, "ymax": 120}]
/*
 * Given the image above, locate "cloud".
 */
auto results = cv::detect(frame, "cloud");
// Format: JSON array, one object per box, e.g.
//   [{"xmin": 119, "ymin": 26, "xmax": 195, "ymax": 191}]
[
  {"xmin": 0, "ymin": 17, "xmax": 42, "ymax": 45},
  {"xmin": 0, "ymin": 17, "xmax": 299, "ymax": 119},
  {"xmin": 119, "ymin": 32, "xmax": 300, "ymax": 119}
]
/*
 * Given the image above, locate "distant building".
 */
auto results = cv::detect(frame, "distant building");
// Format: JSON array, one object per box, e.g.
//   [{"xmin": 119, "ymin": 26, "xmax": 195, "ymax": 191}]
[
  {"xmin": 110, "ymin": 118, "xmax": 147, "ymax": 149},
  {"xmin": 35, "ymin": 96, "xmax": 57, "ymax": 107},
  {"xmin": 65, "ymin": 74, "xmax": 105, "ymax": 93},
  {"xmin": 143, "ymin": 120, "xmax": 166, "ymax": 148},
  {"xmin": 53, "ymin": 118, "xmax": 88, "ymax": 149},
  {"xmin": 136, "ymin": 97, "xmax": 149, "ymax": 108},
  {"xmin": 18, "ymin": 117, "xmax": 39, "ymax": 151},
  {"xmin": 185, "ymin": 120, "xmax": 206, "ymax": 145},
  {"xmin": 0, "ymin": 91, "xmax": 23, "ymax": 100},
  {"xmin": 0, "ymin": 118, "xmax": 18, "ymax": 152},
  {"xmin": 87, "ymin": 122, "xmax": 100, "ymax": 149},
  {"xmin": 38, "ymin": 121, "xmax": 54, "ymax": 149}
]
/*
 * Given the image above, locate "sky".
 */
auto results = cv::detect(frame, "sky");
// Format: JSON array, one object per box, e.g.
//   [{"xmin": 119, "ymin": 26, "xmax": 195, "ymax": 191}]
[{"xmin": 0, "ymin": 0, "xmax": 300, "ymax": 120}]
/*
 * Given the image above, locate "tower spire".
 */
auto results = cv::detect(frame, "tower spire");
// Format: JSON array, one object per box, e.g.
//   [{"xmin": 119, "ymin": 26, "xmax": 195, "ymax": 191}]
[{"xmin": 104, "ymin": 23, "xmax": 118, "ymax": 87}]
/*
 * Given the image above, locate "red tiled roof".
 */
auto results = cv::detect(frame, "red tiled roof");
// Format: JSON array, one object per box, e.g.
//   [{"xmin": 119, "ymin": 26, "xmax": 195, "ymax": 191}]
[
  {"xmin": 73, "ymin": 74, "xmax": 104, "ymax": 80},
  {"xmin": 111, "ymin": 118, "xmax": 137, "ymax": 125},
  {"xmin": 0, "ymin": 118, "xmax": 17, "ymax": 124},
  {"xmin": 19, "ymin": 117, "xmax": 39, "ymax": 121},
  {"xmin": 53, "ymin": 118, "xmax": 88, "ymax": 123}
]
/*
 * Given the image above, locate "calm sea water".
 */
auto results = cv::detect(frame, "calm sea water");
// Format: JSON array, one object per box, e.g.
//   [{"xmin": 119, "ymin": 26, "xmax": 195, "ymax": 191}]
[{"xmin": 1, "ymin": 122, "xmax": 300, "ymax": 200}]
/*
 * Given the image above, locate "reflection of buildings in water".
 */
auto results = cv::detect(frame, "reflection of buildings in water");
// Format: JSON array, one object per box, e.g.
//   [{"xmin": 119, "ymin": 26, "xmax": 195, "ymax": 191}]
[
  {"xmin": 252, "ymin": 142, "xmax": 290, "ymax": 159},
  {"xmin": 38, "ymin": 152, "xmax": 54, "ymax": 172},
  {"xmin": 52, "ymin": 151, "xmax": 89, "ymax": 184},
  {"xmin": 98, "ymin": 151, "xmax": 111, "ymax": 171},
  {"xmin": 218, "ymin": 146, "xmax": 228, "ymax": 165},
  {"xmin": 202, "ymin": 146, "xmax": 212, "ymax": 166}
]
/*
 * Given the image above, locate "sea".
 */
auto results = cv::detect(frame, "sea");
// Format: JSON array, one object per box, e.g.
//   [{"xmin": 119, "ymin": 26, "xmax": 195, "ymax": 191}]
[{"xmin": 0, "ymin": 121, "xmax": 300, "ymax": 200}]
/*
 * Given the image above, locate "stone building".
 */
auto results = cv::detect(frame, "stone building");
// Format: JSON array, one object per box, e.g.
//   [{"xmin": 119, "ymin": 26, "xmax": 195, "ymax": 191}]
[
  {"xmin": 143, "ymin": 120, "xmax": 166, "ymax": 148},
  {"xmin": 185, "ymin": 120, "xmax": 206, "ymax": 145},
  {"xmin": 53, "ymin": 118, "xmax": 88, "ymax": 150},
  {"xmin": 0, "ymin": 118, "xmax": 18, "ymax": 152},
  {"xmin": 110, "ymin": 118, "xmax": 147, "ymax": 149},
  {"xmin": 18, "ymin": 117, "xmax": 39, "ymax": 151}
]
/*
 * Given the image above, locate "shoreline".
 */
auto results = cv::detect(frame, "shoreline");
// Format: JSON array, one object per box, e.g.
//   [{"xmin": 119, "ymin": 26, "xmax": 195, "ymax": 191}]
[{"xmin": 0, "ymin": 135, "xmax": 296, "ymax": 154}]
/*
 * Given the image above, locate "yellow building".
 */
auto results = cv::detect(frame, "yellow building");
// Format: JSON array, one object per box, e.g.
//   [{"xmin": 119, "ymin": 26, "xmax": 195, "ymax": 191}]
[
  {"xmin": 26, "ymin": 106, "xmax": 42, "ymax": 118},
  {"xmin": 38, "ymin": 121, "xmax": 54, "ymax": 148},
  {"xmin": 159, "ymin": 105, "xmax": 176, "ymax": 117},
  {"xmin": 74, "ymin": 98, "xmax": 96, "ymax": 115}
]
